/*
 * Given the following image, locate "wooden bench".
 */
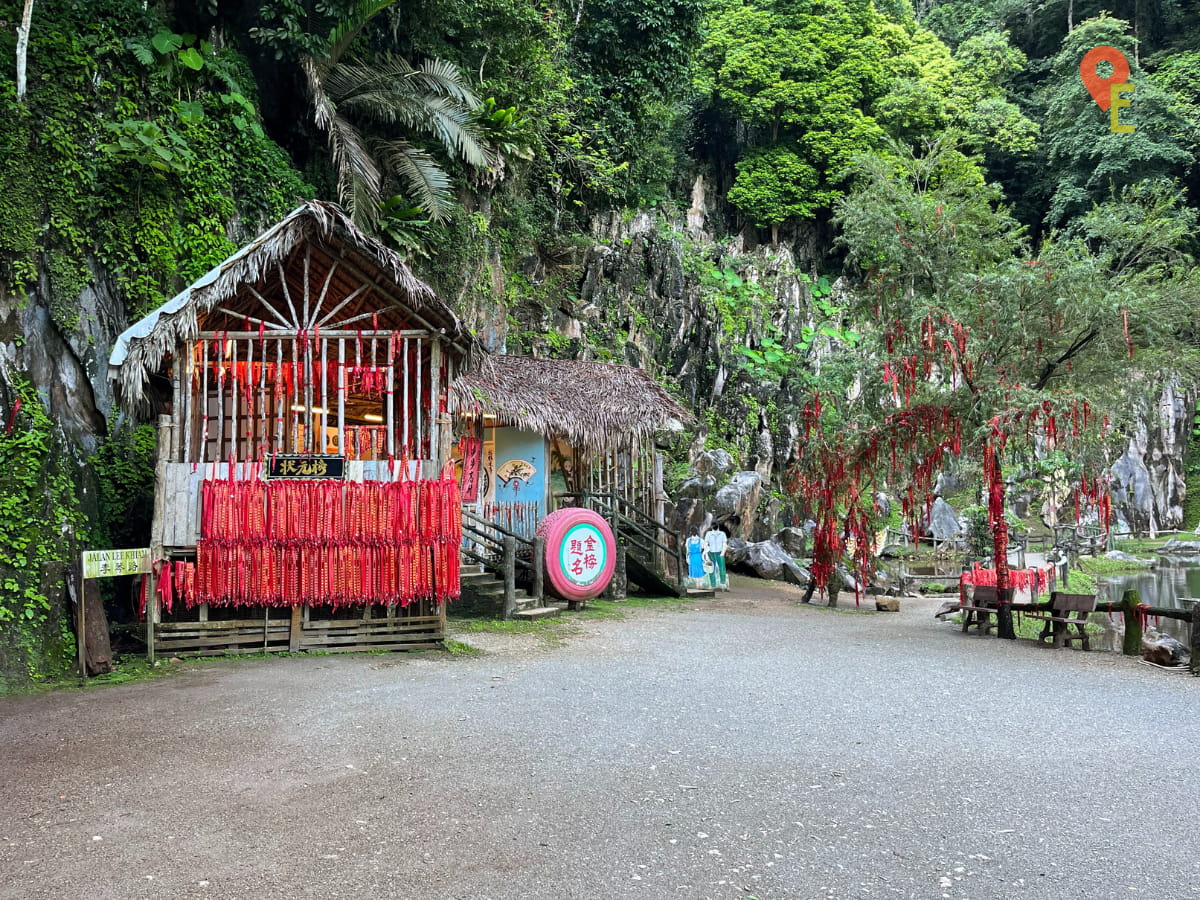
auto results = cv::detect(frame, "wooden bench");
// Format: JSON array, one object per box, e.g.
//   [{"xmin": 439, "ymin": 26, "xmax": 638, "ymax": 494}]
[
  {"xmin": 959, "ymin": 585, "xmax": 999, "ymax": 635},
  {"xmin": 1023, "ymin": 591, "xmax": 1096, "ymax": 649}
]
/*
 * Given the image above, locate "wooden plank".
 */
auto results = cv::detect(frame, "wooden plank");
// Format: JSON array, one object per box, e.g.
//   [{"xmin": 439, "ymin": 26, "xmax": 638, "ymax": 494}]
[
  {"xmin": 301, "ymin": 615, "xmax": 443, "ymax": 630},
  {"xmin": 301, "ymin": 632, "xmax": 443, "ymax": 649},
  {"xmin": 289, "ymin": 605, "xmax": 303, "ymax": 651},
  {"xmin": 157, "ymin": 618, "xmax": 291, "ymax": 631}
]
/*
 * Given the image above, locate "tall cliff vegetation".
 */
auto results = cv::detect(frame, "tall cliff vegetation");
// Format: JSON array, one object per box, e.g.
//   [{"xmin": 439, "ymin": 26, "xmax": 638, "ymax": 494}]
[{"xmin": 1, "ymin": 0, "xmax": 1200, "ymax": 680}]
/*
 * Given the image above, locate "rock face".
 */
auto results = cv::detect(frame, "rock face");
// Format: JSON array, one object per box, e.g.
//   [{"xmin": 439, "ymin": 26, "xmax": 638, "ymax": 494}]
[
  {"xmin": 713, "ymin": 471, "xmax": 764, "ymax": 540},
  {"xmin": 676, "ymin": 448, "xmax": 735, "ymax": 499},
  {"xmin": 925, "ymin": 497, "xmax": 962, "ymax": 542},
  {"xmin": 726, "ymin": 537, "xmax": 810, "ymax": 585},
  {"xmin": 772, "ymin": 526, "xmax": 807, "ymax": 556},
  {"xmin": 1110, "ymin": 380, "xmax": 1195, "ymax": 534}
]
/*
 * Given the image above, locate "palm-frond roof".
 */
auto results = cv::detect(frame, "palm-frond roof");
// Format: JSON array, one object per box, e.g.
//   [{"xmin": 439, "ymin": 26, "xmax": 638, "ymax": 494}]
[
  {"xmin": 453, "ymin": 355, "xmax": 692, "ymax": 450},
  {"xmin": 109, "ymin": 200, "xmax": 479, "ymax": 412}
]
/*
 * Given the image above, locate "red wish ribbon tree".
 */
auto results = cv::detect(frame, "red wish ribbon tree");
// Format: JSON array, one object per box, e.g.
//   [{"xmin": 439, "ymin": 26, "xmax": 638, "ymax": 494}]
[{"xmin": 785, "ymin": 140, "xmax": 1188, "ymax": 636}]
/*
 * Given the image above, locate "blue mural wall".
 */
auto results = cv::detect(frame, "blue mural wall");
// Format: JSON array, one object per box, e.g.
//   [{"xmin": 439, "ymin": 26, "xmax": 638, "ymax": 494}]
[{"xmin": 489, "ymin": 426, "xmax": 547, "ymax": 535}]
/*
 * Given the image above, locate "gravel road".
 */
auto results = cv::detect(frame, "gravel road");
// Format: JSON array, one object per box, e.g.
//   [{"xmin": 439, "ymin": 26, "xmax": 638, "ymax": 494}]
[{"xmin": 2, "ymin": 579, "xmax": 1197, "ymax": 900}]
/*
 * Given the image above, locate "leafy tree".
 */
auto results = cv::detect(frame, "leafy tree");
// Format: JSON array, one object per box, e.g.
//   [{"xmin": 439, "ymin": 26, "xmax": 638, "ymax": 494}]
[
  {"xmin": 240, "ymin": 0, "xmax": 490, "ymax": 226},
  {"xmin": 1036, "ymin": 15, "xmax": 1194, "ymax": 229},
  {"xmin": 790, "ymin": 138, "xmax": 1198, "ymax": 634}
]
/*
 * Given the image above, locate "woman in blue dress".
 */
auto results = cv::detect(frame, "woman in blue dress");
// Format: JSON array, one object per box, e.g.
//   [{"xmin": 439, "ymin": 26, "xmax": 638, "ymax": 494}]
[{"xmin": 686, "ymin": 526, "xmax": 706, "ymax": 584}]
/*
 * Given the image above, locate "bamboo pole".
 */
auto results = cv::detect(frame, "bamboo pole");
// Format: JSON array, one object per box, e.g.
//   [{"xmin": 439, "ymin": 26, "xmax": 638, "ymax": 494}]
[
  {"xmin": 416, "ymin": 338, "xmax": 424, "ymax": 462},
  {"xmin": 321, "ymin": 337, "xmax": 328, "ymax": 453},
  {"xmin": 183, "ymin": 344, "xmax": 193, "ymax": 465},
  {"xmin": 200, "ymin": 340, "xmax": 209, "ymax": 463},
  {"xmin": 338, "ymin": 340, "xmax": 346, "ymax": 457},
  {"xmin": 230, "ymin": 339, "xmax": 239, "ymax": 460},
  {"xmin": 430, "ymin": 339, "xmax": 442, "ymax": 466},
  {"xmin": 147, "ymin": 413, "xmax": 173, "ymax": 663},
  {"xmin": 275, "ymin": 338, "xmax": 285, "ymax": 454},
  {"xmin": 215, "ymin": 340, "xmax": 225, "ymax": 461},
  {"xmin": 402, "ymin": 337, "xmax": 410, "ymax": 457}
]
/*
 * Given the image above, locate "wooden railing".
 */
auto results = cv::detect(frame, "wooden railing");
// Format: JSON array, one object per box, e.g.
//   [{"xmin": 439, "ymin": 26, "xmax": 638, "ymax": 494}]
[{"xmin": 461, "ymin": 509, "xmax": 544, "ymax": 618}]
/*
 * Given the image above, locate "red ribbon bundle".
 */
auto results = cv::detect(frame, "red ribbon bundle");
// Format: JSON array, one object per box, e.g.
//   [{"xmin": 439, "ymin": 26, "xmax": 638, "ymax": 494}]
[{"xmin": 194, "ymin": 472, "xmax": 461, "ymax": 610}]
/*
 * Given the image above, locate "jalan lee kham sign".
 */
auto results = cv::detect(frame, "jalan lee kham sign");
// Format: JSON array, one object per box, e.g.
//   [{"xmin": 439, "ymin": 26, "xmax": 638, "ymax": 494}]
[{"xmin": 82, "ymin": 548, "xmax": 150, "ymax": 579}]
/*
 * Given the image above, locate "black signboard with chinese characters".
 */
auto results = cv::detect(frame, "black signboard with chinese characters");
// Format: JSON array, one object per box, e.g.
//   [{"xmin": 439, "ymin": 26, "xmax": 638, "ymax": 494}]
[{"xmin": 268, "ymin": 455, "xmax": 346, "ymax": 479}]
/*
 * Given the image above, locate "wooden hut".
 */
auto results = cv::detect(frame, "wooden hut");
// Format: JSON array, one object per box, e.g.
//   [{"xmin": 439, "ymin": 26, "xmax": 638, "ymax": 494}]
[
  {"xmin": 451, "ymin": 355, "xmax": 691, "ymax": 595},
  {"xmin": 109, "ymin": 201, "xmax": 478, "ymax": 658}
]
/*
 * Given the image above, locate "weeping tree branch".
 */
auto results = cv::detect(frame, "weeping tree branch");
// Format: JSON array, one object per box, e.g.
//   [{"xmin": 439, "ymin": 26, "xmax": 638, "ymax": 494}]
[{"xmin": 1032, "ymin": 328, "xmax": 1098, "ymax": 390}]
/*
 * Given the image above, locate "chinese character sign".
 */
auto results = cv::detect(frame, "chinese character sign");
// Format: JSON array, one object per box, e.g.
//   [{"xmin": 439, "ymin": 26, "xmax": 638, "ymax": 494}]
[
  {"xmin": 558, "ymin": 523, "xmax": 607, "ymax": 588},
  {"xmin": 82, "ymin": 548, "xmax": 150, "ymax": 579}
]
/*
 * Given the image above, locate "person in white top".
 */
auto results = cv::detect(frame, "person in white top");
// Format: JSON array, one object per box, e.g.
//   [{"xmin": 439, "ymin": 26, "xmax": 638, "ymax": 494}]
[{"xmin": 703, "ymin": 526, "xmax": 729, "ymax": 591}]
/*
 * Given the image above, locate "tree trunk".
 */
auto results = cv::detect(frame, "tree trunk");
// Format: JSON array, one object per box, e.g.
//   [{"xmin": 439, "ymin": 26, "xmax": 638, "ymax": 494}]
[
  {"xmin": 988, "ymin": 447, "xmax": 1015, "ymax": 639},
  {"xmin": 15, "ymin": 0, "xmax": 34, "ymax": 103}
]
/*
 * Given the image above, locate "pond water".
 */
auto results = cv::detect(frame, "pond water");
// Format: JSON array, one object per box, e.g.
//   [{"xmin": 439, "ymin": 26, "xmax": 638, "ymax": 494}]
[{"xmin": 1089, "ymin": 555, "xmax": 1200, "ymax": 650}]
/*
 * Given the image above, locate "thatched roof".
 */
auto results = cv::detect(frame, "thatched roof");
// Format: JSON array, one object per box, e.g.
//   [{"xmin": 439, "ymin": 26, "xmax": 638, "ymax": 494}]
[
  {"xmin": 452, "ymin": 356, "xmax": 692, "ymax": 449},
  {"xmin": 109, "ymin": 200, "xmax": 478, "ymax": 412}
]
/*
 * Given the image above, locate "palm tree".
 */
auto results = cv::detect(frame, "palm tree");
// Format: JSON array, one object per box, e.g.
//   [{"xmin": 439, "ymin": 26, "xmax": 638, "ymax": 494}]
[{"xmin": 302, "ymin": 0, "xmax": 489, "ymax": 227}]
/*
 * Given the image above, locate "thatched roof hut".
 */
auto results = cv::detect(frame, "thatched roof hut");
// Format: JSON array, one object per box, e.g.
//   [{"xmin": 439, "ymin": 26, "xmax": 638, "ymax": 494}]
[
  {"xmin": 109, "ymin": 200, "xmax": 478, "ymax": 413},
  {"xmin": 453, "ymin": 355, "xmax": 690, "ymax": 450}
]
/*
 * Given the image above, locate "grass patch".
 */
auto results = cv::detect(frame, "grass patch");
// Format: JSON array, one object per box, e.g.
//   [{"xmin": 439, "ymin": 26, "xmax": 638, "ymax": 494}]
[
  {"xmin": 1077, "ymin": 556, "xmax": 1151, "ymax": 576},
  {"xmin": 442, "ymin": 639, "xmax": 483, "ymax": 657},
  {"xmin": 1113, "ymin": 537, "xmax": 1174, "ymax": 554}
]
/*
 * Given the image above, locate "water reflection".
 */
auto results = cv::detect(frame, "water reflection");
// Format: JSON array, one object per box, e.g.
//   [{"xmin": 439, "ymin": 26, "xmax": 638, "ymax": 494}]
[{"xmin": 1093, "ymin": 556, "xmax": 1199, "ymax": 650}]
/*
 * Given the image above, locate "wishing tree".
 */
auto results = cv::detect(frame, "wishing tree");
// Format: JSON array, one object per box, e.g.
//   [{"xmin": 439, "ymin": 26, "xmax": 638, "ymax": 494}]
[{"xmin": 790, "ymin": 140, "xmax": 1198, "ymax": 637}]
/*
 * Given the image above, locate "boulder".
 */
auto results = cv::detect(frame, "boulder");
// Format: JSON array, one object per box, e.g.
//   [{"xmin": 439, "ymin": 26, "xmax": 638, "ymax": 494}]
[
  {"xmin": 668, "ymin": 498, "xmax": 708, "ymax": 536},
  {"xmin": 726, "ymin": 537, "xmax": 810, "ymax": 585},
  {"xmin": 926, "ymin": 497, "xmax": 962, "ymax": 542},
  {"xmin": 772, "ymin": 526, "xmax": 807, "ymax": 556},
  {"xmin": 693, "ymin": 447, "xmax": 735, "ymax": 479},
  {"xmin": 1158, "ymin": 539, "xmax": 1200, "ymax": 555},
  {"xmin": 713, "ymin": 471, "xmax": 763, "ymax": 540},
  {"xmin": 1142, "ymin": 628, "xmax": 1190, "ymax": 666},
  {"xmin": 1103, "ymin": 550, "xmax": 1154, "ymax": 565}
]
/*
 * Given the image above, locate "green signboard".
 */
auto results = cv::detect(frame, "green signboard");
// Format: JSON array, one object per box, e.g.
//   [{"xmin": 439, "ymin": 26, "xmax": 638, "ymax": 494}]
[{"xmin": 82, "ymin": 548, "xmax": 150, "ymax": 579}]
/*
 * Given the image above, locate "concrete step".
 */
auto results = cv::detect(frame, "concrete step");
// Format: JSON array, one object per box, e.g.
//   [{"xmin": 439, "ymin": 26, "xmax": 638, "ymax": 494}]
[
  {"xmin": 686, "ymin": 588, "xmax": 717, "ymax": 599},
  {"xmin": 513, "ymin": 606, "xmax": 561, "ymax": 621}
]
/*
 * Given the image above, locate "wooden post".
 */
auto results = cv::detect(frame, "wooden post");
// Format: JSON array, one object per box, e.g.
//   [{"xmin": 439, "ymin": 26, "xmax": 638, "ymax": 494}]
[
  {"xmin": 1121, "ymin": 589, "xmax": 1142, "ymax": 657},
  {"xmin": 502, "ymin": 536, "xmax": 516, "ymax": 619},
  {"xmin": 531, "ymin": 535, "xmax": 545, "ymax": 603},
  {"xmin": 146, "ymin": 413, "xmax": 173, "ymax": 663},
  {"xmin": 1191, "ymin": 601, "xmax": 1200, "ymax": 677},
  {"xmin": 610, "ymin": 544, "xmax": 628, "ymax": 601},
  {"xmin": 74, "ymin": 559, "xmax": 86, "ymax": 678},
  {"xmin": 289, "ymin": 605, "xmax": 303, "ymax": 652}
]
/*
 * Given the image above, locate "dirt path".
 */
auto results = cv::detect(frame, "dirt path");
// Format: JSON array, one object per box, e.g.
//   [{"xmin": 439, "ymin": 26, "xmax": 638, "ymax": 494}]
[{"xmin": 2, "ymin": 578, "xmax": 1196, "ymax": 899}]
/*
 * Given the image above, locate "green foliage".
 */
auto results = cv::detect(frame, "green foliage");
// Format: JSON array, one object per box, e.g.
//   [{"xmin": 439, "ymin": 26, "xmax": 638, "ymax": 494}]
[
  {"xmin": 0, "ymin": 0, "xmax": 311, "ymax": 320},
  {"xmin": 1038, "ymin": 16, "xmax": 1194, "ymax": 229},
  {"xmin": 92, "ymin": 422, "xmax": 156, "ymax": 551},
  {"xmin": 0, "ymin": 379, "xmax": 83, "ymax": 683},
  {"xmin": 695, "ymin": 0, "xmax": 992, "ymax": 231}
]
